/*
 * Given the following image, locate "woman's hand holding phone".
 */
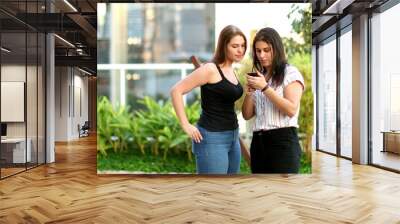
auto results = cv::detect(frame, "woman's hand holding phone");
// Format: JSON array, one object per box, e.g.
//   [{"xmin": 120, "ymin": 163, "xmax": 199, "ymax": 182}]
[
  {"xmin": 247, "ymin": 72, "xmax": 258, "ymax": 77},
  {"xmin": 247, "ymin": 70, "xmax": 267, "ymax": 90},
  {"xmin": 245, "ymin": 84, "xmax": 255, "ymax": 95}
]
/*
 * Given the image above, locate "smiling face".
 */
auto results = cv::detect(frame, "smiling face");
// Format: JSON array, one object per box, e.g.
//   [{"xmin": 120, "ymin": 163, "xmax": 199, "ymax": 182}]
[
  {"xmin": 225, "ymin": 35, "xmax": 246, "ymax": 63},
  {"xmin": 255, "ymin": 40, "xmax": 273, "ymax": 70}
]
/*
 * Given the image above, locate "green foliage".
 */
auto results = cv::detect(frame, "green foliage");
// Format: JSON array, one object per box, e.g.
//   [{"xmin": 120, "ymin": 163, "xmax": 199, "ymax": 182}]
[
  {"xmin": 97, "ymin": 97, "xmax": 133, "ymax": 156},
  {"xmin": 234, "ymin": 56, "xmax": 254, "ymax": 111},
  {"xmin": 283, "ymin": 4, "xmax": 312, "ymax": 59},
  {"xmin": 300, "ymin": 152, "xmax": 312, "ymax": 174},
  {"xmin": 290, "ymin": 53, "xmax": 313, "ymax": 135},
  {"xmin": 291, "ymin": 52, "xmax": 314, "ymax": 162},
  {"xmin": 97, "ymin": 96, "xmax": 253, "ymax": 173},
  {"xmin": 97, "ymin": 96, "xmax": 200, "ymax": 162},
  {"xmin": 97, "ymin": 149, "xmax": 196, "ymax": 173},
  {"xmin": 97, "ymin": 149, "xmax": 251, "ymax": 174}
]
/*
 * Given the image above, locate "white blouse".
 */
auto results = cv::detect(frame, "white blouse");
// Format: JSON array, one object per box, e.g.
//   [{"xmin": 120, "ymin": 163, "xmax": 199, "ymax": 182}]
[{"xmin": 252, "ymin": 64, "xmax": 305, "ymax": 131}]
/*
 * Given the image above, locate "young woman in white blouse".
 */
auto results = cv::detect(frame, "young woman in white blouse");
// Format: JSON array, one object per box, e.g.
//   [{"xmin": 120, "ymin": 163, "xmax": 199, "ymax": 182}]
[{"xmin": 242, "ymin": 27, "xmax": 304, "ymax": 173}]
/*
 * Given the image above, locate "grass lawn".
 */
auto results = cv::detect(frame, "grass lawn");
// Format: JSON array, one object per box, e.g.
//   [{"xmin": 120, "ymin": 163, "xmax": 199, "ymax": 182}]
[
  {"xmin": 98, "ymin": 149, "xmax": 251, "ymax": 174},
  {"xmin": 97, "ymin": 149, "xmax": 311, "ymax": 174}
]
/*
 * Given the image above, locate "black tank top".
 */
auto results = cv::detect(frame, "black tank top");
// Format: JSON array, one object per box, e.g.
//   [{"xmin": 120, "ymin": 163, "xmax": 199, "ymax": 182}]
[{"xmin": 197, "ymin": 63, "xmax": 243, "ymax": 131}]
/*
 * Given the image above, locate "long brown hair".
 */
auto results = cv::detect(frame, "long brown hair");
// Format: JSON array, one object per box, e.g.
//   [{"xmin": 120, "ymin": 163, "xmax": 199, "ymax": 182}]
[
  {"xmin": 252, "ymin": 27, "xmax": 287, "ymax": 87},
  {"xmin": 213, "ymin": 25, "xmax": 247, "ymax": 65}
]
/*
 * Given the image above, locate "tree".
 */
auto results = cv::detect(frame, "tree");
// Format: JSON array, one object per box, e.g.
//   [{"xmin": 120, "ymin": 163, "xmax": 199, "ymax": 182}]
[{"xmin": 283, "ymin": 4, "xmax": 312, "ymax": 59}]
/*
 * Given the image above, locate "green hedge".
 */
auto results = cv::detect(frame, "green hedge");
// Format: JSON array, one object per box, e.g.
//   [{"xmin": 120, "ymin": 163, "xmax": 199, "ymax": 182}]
[{"xmin": 98, "ymin": 96, "xmax": 199, "ymax": 161}]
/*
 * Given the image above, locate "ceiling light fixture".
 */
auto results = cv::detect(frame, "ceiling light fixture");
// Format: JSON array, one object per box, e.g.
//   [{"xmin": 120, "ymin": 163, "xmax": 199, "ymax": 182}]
[
  {"xmin": 54, "ymin": 34, "xmax": 75, "ymax": 48},
  {"xmin": 1, "ymin": 47, "xmax": 11, "ymax": 53},
  {"xmin": 322, "ymin": 0, "xmax": 355, "ymax": 15},
  {"xmin": 63, "ymin": 0, "xmax": 78, "ymax": 12}
]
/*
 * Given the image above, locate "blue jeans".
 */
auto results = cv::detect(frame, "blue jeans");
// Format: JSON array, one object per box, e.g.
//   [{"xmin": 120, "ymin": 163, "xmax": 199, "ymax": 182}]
[{"xmin": 192, "ymin": 125, "xmax": 241, "ymax": 174}]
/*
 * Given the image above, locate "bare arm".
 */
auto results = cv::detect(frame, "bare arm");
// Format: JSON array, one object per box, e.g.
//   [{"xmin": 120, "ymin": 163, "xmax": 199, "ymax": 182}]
[
  {"xmin": 242, "ymin": 83, "xmax": 255, "ymax": 120},
  {"xmin": 170, "ymin": 63, "xmax": 214, "ymax": 142},
  {"xmin": 262, "ymin": 81, "xmax": 303, "ymax": 117}
]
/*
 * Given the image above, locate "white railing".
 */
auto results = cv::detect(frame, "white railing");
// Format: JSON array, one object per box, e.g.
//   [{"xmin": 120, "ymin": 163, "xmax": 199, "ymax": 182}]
[{"xmin": 98, "ymin": 63, "xmax": 195, "ymax": 105}]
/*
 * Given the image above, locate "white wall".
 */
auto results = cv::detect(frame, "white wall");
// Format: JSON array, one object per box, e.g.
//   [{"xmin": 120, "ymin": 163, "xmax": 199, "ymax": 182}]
[
  {"xmin": 1, "ymin": 65, "xmax": 33, "ymax": 138},
  {"xmin": 76, "ymin": 73, "xmax": 89, "ymax": 133},
  {"xmin": 55, "ymin": 67, "xmax": 89, "ymax": 141},
  {"xmin": 55, "ymin": 66, "xmax": 69, "ymax": 141},
  {"xmin": 1, "ymin": 65, "xmax": 26, "ymax": 81}
]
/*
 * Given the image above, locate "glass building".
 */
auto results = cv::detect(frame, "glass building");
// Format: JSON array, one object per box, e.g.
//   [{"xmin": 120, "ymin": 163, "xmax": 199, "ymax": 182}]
[{"xmin": 97, "ymin": 3, "xmax": 215, "ymax": 108}]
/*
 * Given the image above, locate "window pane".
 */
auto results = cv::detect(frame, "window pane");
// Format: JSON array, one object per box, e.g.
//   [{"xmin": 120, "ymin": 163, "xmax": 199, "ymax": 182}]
[
  {"xmin": 371, "ymin": 4, "xmax": 400, "ymax": 171},
  {"xmin": 125, "ymin": 69, "xmax": 181, "ymax": 111},
  {"xmin": 340, "ymin": 29, "xmax": 352, "ymax": 158},
  {"xmin": 1, "ymin": 31, "xmax": 27, "ymax": 177},
  {"xmin": 27, "ymin": 31, "xmax": 38, "ymax": 169},
  {"xmin": 318, "ymin": 37, "xmax": 337, "ymax": 154},
  {"xmin": 100, "ymin": 4, "xmax": 214, "ymax": 64},
  {"xmin": 98, "ymin": 70, "xmax": 111, "ymax": 100}
]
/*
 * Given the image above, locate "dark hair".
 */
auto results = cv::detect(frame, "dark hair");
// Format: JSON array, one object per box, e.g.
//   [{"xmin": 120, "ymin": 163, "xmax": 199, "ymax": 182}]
[
  {"xmin": 213, "ymin": 25, "xmax": 247, "ymax": 65},
  {"xmin": 252, "ymin": 27, "xmax": 287, "ymax": 87}
]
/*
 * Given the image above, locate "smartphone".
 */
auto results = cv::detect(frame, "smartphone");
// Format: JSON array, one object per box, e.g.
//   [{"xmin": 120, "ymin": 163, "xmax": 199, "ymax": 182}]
[{"xmin": 247, "ymin": 72, "xmax": 258, "ymax": 77}]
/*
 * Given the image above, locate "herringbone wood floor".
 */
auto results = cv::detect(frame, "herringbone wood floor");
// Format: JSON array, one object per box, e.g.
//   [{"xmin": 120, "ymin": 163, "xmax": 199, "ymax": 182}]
[{"xmin": 1, "ymin": 135, "xmax": 400, "ymax": 223}]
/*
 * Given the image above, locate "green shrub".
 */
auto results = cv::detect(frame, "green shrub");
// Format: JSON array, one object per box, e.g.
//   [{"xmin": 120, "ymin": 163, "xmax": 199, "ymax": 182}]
[
  {"xmin": 97, "ymin": 96, "xmax": 200, "ymax": 161},
  {"xmin": 97, "ymin": 97, "xmax": 133, "ymax": 156}
]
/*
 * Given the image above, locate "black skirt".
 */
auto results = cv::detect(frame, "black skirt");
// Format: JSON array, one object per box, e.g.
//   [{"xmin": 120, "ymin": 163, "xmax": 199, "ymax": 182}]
[{"xmin": 250, "ymin": 127, "xmax": 302, "ymax": 174}]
